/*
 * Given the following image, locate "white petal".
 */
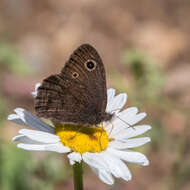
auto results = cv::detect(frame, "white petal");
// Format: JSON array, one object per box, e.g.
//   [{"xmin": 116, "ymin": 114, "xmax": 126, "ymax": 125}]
[
  {"xmin": 68, "ymin": 152, "xmax": 82, "ymax": 165},
  {"xmin": 98, "ymin": 170, "xmax": 114, "ymax": 185},
  {"xmin": 12, "ymin": 135, "xmax": 42, "ymax": 144},
  {"xmin": 108, "ymin": 148, "xmax": 149, "ymax": 166},
  {"xmin": 107, "ymin": 88, "xmax": 115, "ymax": 99},
  {"xmin": 45, "ymin": 143, "xmax": 70, "ymax": 153},
  {"xmin": 127, "ymin": 112, "xmax": 147, "ymax": 125},
  {"xmin": 108, "ymin": 107, "xmax": 139, "ymax": 136},
  {"xmin": 18, "ymin": 129, "xmax": 59, "ymax": 143},
  {"xmin": 102, "ymin": 152, "xmax": 131, "ymax": 181},
  {"xmin": 8, "ymin": 114, "xmax": 26, "ymax": 126},
  {"xmin": 106, "ymin": 88, "xmax": 116, "ymax": 112},
  {"xmin": 107, "ymin": 93, "xmax": 127, "ymax": 114},
  {"xmin": 83, "ymin": 151, "xmax": 131, "ymax": 182},
  {"xmin": 17, "ymin": 143, "xmax": 46, "ymax": 151},
  {"xmin": 82, "ymin": 152, "xmax": 109, "ymax": 171},
  {"xmin": 32, "ymin": 82, "xmax": 41, "ymax": 97},
  {"xmin": 117, "ymin": 108, "xmax": 147, "ymax": 125},
  {"xmin": 9, "ymin": 108, "xmax": 54, "ymax": 133},
  {"xmin": 17, "ymin": 142, "xmax": 70, "ymax": 152},
  {"xmin": 119, "ymin": 107, "xmax": 138, "ymax": 118},
  {"xmin": 113, "ymin": 125, "xmax": 152, "ymax": 140},
  {"xmin": 110, "ymin": 108, "xmax": 147, "ymax": 137},
  {"xmin": 91, "ymin": 167, "xmax": 114, "ymax": 185},
  {"xmin": 109, "ymin": 137, "xmax": 151, "ymax": 149}
]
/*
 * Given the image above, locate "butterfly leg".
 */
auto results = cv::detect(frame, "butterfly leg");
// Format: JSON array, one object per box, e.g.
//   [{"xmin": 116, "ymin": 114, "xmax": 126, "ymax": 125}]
[
  {"xmin": 108, "ymin": 121, "xmax": 114, "ymax": 136},
  {"xmin": 96, "ymin": 124, "xmax": 103, "ymax": 151},
  {"xmin": 69, "ymin": 126, "xmax": 84, "ymax": 141}
]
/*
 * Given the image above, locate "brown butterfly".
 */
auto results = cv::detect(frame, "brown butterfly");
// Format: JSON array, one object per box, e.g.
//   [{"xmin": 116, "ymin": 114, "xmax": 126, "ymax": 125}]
[{"xmin": 35, "ymin": 44, "xmax": 113, "ymax": 126}]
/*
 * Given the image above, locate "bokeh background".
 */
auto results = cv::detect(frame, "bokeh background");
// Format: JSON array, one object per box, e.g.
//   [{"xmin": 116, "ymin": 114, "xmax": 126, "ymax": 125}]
[{"xmin": 0, "ymin": 0, "xmax": 190, "ymax": 190}]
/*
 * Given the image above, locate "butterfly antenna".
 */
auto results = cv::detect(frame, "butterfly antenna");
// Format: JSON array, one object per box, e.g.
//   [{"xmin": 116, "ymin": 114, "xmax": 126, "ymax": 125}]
[
  {"xmin": 116, "ymin": 115, "xmax": 136, "ymax": 130},
  {"xmin": 109, "ymin": 108, "xmax": 135, "ymax": 130},
  {"xmin": 97, "ymin": 124, "xmax": 103, "ymax": 151}
]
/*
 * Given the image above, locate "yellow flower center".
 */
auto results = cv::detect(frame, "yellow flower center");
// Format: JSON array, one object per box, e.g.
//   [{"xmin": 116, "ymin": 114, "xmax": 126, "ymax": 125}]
[{"xmin": 55, "ymin": 124, "xmax": 109, "ymax": 154}]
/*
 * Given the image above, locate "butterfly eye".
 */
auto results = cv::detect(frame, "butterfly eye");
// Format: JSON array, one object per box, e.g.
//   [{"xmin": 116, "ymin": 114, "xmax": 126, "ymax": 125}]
[
  {"xmin": 85, "ymin": 60, "xmax": 97, "ymax": 71},
  {"xmin": 72, "ymin": 72, "xmax": 79, "ymax": 78}
]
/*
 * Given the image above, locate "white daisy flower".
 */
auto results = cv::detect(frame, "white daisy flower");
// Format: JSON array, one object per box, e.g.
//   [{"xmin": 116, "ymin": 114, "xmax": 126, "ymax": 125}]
[{"xmin": 8, "ymin": 84, "xmax": 151, "ymax": 185}]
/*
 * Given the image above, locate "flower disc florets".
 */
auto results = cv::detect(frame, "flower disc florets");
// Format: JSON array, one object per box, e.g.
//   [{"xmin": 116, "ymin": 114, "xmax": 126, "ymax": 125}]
[{"xmin": 55, "ymin": 124, "xmax": 109, "ymax": 154}]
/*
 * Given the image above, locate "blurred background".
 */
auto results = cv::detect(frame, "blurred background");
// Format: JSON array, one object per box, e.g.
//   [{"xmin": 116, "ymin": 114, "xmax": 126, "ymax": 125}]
[{"xmin": 0, "ymin": 0, "xmax": 190, "ymax": 190}]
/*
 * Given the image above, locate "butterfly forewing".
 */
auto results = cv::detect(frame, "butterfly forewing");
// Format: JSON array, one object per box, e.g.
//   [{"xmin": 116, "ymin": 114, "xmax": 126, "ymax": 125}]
[{"xmin": 35, "ymin": 44, "xmax": 111, "ymax": 125}]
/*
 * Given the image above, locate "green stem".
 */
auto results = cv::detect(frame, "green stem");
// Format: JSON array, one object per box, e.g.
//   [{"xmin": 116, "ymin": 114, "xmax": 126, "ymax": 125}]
[{"xmin": 73, "ymin": 162, "xmax": 83, "ymax": 190}]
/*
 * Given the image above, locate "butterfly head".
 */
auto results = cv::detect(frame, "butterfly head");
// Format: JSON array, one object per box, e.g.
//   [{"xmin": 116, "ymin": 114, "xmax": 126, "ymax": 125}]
[{"xmin": 88, "ymin": 112, "xmax": 113, "ymax": 126}]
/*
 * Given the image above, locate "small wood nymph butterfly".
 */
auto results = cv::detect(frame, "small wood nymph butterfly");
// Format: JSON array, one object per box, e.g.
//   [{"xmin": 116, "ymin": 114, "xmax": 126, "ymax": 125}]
[{"xmin": 35, "ymin": 44, "xmax": 113, "ymax": 126}]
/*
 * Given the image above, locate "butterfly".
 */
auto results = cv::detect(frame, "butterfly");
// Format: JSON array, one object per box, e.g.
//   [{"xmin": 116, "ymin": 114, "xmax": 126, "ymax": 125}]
[{"xmin": 35, "ymin": 44, "xmax": 113, "ymax": 126}]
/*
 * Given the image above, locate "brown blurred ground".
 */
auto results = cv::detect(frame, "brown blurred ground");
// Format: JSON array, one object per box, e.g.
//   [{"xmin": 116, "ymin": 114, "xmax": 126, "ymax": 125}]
[{"xmin": 0, "ymin": 0, "xmax": 190, "ymax": 190}]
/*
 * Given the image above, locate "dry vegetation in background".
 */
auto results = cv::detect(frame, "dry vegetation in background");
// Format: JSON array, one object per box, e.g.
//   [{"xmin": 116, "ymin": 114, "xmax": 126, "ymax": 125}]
[{"xmin": 0, "ymin": 0, "xmax": 190, "ymax": 190}]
